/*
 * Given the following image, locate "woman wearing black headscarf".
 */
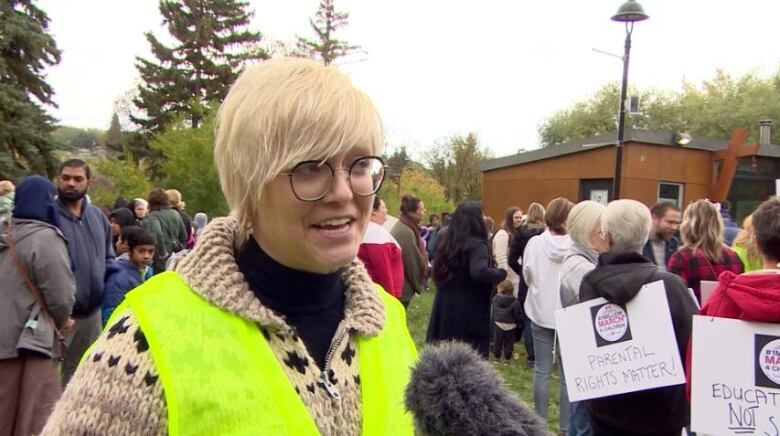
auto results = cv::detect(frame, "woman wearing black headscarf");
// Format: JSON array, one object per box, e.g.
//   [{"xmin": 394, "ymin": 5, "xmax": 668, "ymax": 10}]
[{"xmin": 0, "ymin": 175, "xmax": 75, "ymax": 435}]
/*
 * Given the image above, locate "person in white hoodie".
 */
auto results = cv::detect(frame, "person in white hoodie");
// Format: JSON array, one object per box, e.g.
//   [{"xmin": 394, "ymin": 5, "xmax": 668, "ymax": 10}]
[{"xmin": 522, "ymin": 197, "xmax": 573, "ymax": 434}]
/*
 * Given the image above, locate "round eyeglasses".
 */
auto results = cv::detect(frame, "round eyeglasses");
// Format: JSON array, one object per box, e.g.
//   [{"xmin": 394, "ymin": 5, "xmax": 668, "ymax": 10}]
[{"xmin": 284, "ymin": 156, "xmax": 386, "ymax": 202}]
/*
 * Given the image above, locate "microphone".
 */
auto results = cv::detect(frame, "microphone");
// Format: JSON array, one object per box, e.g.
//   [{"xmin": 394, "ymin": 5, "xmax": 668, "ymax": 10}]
[{"xmin": 405, "ymin": 341, "xmax": 547, "ymax": 436}]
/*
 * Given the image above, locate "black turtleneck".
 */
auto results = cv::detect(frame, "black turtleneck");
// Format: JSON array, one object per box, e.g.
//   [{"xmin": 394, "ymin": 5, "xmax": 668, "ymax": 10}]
[{"xmin": 237, "ymin": 237, "xmax": 346, "ymax": 370}]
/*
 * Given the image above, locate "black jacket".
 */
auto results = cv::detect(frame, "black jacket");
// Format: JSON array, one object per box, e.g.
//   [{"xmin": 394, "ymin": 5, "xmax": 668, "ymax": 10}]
[
  {"xmin": 491, "ymin": 294, "xmax": 523, "ymax": 325},
  {"xmin": 427, "ymin": 237, "xmax": 507, "ymax": 357},
  {"xmin": 507, "ymin": 226, "xmax": 544, "ymax": 303},
  {"xmin": 579, "ymin": 252, "xmax": 698, "ymax": 435}
]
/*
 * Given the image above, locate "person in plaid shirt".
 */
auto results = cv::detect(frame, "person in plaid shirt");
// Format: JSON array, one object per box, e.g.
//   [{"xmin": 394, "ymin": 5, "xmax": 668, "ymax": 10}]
[{"xmin": 667, "ymin": 199, "xmax": 743, "ymax": 304}]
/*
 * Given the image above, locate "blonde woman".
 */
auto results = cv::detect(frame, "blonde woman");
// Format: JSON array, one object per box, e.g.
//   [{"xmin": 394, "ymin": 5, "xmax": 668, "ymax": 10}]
[
  {"xmin": 732, "ymin": 214, "xmax": 763, "ymax": 272},
  {"xmin": 667, "ymin": 200, "xmax": 743, "ymax": 304},
  {"xmin": 558, "ymin": 200, "xmax": 607, "ymax": 436},
  {"xmin": 43, "ymin": 58, "xmax": 416, "ymax": 435}
]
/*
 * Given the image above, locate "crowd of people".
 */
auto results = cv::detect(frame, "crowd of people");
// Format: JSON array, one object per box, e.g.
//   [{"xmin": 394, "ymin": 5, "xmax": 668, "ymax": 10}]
[
  {"xmin": 0, "ymin": 161, "xmax": 212, "ymax": 435},
  {"xmin": 353, "ymin": 187, "xmax": 779, "ymax": 435},
  {"xmin": 0, "ymin": 56, "xmax": 778, "ymax": 435}
]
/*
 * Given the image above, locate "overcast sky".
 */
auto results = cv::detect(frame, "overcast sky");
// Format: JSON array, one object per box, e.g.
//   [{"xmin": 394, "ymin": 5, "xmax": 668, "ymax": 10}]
[{"xmin": 38, "ymin": 0, "xmax": 780, "ymax": 158}]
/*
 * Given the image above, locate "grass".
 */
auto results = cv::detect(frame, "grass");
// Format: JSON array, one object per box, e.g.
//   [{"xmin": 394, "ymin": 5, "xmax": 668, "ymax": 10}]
[{"xmin": 405, "ymin": 288, "xmax": 562, "ymax": 434}]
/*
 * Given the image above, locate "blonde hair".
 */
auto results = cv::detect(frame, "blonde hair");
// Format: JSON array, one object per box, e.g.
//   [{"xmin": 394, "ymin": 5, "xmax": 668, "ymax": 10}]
[
  {"xmin": 525, "ymin": 202, "xmax": 546, "ymax": 230},
  {"xmin": 567, "ymin": 200, "xmax": 606, "ymax": 248},
  {"xmin": 733, "ymin": 214, "xmax": 760, "ymax": 263},
  {"xmin": 601, "ymin": 199, "xmax": 651, "ymax": 254},
  {"xmin": 0, "ymin": 180, "xmax": 14, "ymax": 196},
  {"xmin": 214, "ymin": 58, "xmax": 383, "ymax": 239},
  {"xmin": 497, "ymin": 279, "xmax": 514, "ymax": 296},
  {"xmin": 166, "ymin": 189, "xmax": 185, "ymax": 209},
  {"xmin": 680, "ymin": 200, "xmax": 724, "ymax": 262}
]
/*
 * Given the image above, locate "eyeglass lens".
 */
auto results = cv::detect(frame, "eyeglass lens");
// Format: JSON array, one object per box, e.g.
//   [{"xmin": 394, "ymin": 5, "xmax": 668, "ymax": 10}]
[{"xmin": 291, "ymin": 157, "xmax": 384, "ymax": 201}]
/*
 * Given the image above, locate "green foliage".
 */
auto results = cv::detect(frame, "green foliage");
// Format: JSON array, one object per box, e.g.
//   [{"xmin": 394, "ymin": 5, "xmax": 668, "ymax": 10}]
[
  {"xmin": 296, "ymin": 0, "xmax": 363, "ymax": 65},
  {"xmin": 383, "ymin": 146, "xmax": 411, "ymax": 182},
  {"xmin": 150, "ymin": 114, "xmax": 228, "ymax": 218},
  {"xmin": 88, "ymin": 154, "xmax": 153, "ymax": 208},
  {"xmin": 424, "ymin": 132, "xmax": 492, "ymax": 204},
  {"xmin": 51, "ymin": 126, "xmax": 103, "ymax": 150},
  {"xmin": 133, "ymin": 0, "xmax": 267, "ymax": 133},
  {"xmin": 0, "ymin": 0, "xmax": 62, "ymax": 179},
  {"xmin": 538, "ymin": 69, "xmax": 780, "ymax": 146},
  {"xmin": 379, "ymin": 167, "xmax": 454, "ymax": 218},
  {"xmin": 105, "ymin": 112, "xmax": 124, "ymax": 151}
]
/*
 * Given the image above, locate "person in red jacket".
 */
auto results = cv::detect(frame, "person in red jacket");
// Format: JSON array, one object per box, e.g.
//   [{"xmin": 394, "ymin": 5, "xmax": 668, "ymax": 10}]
[
  {"xmin": 700, "ymin": 196, "xmax": 780, "ymax": 320},
  {"xmin": 687, "ymin": 197, "xmax": 780, "ymax": 401},
  {"xmin": 358, "ymin": 197, "xmax": 404, "ymax": 298}
]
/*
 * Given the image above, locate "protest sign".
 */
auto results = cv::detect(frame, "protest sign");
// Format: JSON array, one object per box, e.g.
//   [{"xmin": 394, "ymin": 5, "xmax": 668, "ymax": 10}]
[
  {"xmin": 691, "ymin": 316, "xmax": 780, "ymax": 435},
  {"xmin": 555, "ymin": 280, "xmax": 685, "ymax": 402},
  {"xmin": 700, "ymin": 280, "xmax": 718, "ymax": 306}
]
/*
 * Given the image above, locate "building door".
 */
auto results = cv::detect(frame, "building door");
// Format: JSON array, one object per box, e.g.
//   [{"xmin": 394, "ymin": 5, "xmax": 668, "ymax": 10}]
[{"xmin": 580, "ymin": 179, "xmax": 613, "ymax": 205}]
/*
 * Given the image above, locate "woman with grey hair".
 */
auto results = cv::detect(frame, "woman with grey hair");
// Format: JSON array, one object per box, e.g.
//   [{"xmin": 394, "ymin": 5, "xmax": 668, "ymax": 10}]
[
  {"xmin": 579, "ymin": 199, "xmax": 697, "ymax": 435},
  {"xmin": 558, "ymin": 200, "xmax": 607, "ymax": 436},
  {"xmin": 191, "ymin": 212, "xmax": 208, "ymax": 247}
]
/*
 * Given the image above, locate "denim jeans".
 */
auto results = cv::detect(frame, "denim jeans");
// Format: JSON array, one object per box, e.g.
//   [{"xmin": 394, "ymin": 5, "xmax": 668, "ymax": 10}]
[
  {"xmin": 523, "ymin": 312, "xmax": 535, "ymax": 362},
  {"xmin": 559, "ymin": 348, "xmax": 591, "ymax": 435},
  {"xmin": 531, "ymin": 321, "xmax": 569, "ymax": 431},
  {"xmin": 567, "ymin": 400, "xmax": 592, "ymax": 435}
]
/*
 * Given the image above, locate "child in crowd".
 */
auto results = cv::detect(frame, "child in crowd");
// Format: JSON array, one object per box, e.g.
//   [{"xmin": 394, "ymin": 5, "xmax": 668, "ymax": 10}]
[
  {"xmin": 108, "ymin": 207, "xmax": 136, "ymax": 250},
  {"xmin": 491, "ymin": 279, "xmax": 523, "ymax": 362},
  {"xmin": 0, "ymin": 180, "xmax": 14, "ymax": 216},
  {"xmin": 102, "ymin": 226, "xmax": 155, "ymax": 324}
]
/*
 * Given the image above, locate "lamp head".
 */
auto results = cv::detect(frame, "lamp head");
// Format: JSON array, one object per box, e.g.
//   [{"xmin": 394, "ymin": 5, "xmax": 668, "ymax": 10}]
[
  {"xmin": 673, "ymin": 132, "xmax": 692, "ymax": 146},
  {"xmin": 612, "ymin": 0, "xmax": 649, "ymax": 23}
]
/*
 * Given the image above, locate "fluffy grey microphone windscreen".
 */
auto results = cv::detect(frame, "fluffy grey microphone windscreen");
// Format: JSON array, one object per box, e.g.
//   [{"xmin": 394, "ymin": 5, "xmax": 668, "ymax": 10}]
[{"xmin": 405, "ymin": 341, "xmax": 547, "ymax": 436}]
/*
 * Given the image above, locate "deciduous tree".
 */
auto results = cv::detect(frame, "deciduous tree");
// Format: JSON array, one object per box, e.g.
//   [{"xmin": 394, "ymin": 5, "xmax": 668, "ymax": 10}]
[
  {"xmin": 538, "ymin": 69, "xmax": 780, "ymax": 146},
  {"xmin": 424, "ymin": 132, "xmax": 492, "ymax": 204},
  {"xmin": 379, "ymin": 167, "xmax": 453, "ymax": 219},
  {"xmin": 150, "ymin": 113, "xmax": 228, "ymax": 217},
  {"xmin": 88, "ymin": 155, "xmax": 153, "ymax": 208}
]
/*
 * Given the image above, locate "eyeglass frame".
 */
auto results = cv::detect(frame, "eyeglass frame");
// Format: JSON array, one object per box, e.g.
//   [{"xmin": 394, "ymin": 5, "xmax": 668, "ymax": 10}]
[{"xmin": 281, "ymin": 155, "xmax": 386, "ymax": 202}]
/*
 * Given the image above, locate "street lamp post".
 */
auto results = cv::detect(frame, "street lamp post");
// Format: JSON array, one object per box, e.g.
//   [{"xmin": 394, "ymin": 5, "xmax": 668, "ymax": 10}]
[{"xmin": 611, "ymin": 0, "xmax": 648, "ymax": 200}]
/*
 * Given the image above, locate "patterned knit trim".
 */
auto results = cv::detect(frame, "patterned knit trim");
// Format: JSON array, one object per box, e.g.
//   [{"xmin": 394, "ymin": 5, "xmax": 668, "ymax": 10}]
[{"xmin": 176, "ymin": 216, "xmax": 385, "ymax": 336}]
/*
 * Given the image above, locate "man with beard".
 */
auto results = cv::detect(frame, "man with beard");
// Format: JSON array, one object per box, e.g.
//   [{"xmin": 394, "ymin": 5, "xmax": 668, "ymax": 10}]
[
  {"xmin": 642, "ymin": 201, "xmax": 681, "ymax": 272},
  {"xmin": 55, "ymin": 159, "xmax": 114, "ymax": 386}
]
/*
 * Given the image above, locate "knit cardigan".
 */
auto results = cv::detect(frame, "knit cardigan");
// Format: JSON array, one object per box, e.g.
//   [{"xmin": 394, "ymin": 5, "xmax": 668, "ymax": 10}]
[{"xmin": 42, "ymin": 216, "xmax": 387, "ymax": 435}]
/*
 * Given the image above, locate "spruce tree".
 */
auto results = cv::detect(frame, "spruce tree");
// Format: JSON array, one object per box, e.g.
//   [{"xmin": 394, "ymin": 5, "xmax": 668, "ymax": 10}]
[
  {"xmin": 296, "ymin": 0, "xmax": 363, "ymax": 66},
  {"xmin": 0, "ymin": 0, "xmax": 62, "ymax": 179},
  {"xmin": 105, "ymin": 112, "xmax": 124, "ymax": 152},
  {"xmin": 132, "ymin": 0, "xmax": 266, "ymax": 133}
]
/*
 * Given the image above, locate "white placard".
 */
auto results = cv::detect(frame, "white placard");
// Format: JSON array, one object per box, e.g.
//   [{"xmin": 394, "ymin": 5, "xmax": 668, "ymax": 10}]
[
  {"xmin": 691, "ymin": 316, "xmax": 780, "ymax": 435},
  {"xmin": 700, "ymin": 280, "xmax": 718, "ymax": 306},
  {"xmin": 555, "ymin": 280, "xmax": 685, "ymax": 402}
]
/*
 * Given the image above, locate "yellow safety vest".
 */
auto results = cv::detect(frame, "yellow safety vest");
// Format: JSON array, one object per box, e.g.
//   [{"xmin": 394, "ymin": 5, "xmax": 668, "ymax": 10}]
[{"xmin": 110, "ymin": 272, "xmax": 417, "ymax": 435}]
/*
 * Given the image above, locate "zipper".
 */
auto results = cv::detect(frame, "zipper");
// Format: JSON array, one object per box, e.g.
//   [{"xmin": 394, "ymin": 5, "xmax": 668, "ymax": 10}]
[{"xmin": 320, "ymin": 324, "xmax": 349, "ymax": 400}]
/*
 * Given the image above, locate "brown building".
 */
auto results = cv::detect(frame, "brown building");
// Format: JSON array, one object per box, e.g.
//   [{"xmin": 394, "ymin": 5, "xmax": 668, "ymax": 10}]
[{"xmin": 480, "ymin": 129, "xmax": 780, "ymax": 223}]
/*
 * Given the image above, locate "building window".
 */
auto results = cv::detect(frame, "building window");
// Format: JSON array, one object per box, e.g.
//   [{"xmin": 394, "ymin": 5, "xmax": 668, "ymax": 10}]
[{"xmin": 658, "ymin": 182, "xmax": 684, "ymax": 208}]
